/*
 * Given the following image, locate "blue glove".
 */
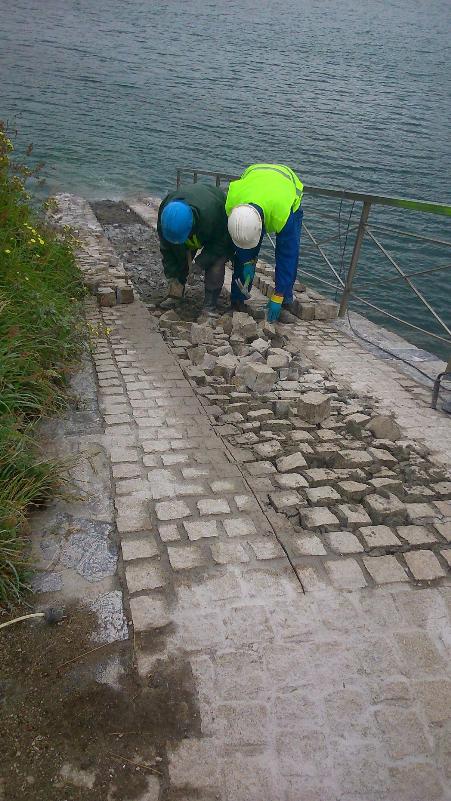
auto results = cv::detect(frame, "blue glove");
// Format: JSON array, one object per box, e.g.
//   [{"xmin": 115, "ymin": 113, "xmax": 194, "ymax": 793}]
[
  {"xmin": 242, "ymin": 261, "xmax": 256, "ymax": 284},
  {"xmin": 267, "ymin": 293, "xmax": 283, "ymax": 322}
]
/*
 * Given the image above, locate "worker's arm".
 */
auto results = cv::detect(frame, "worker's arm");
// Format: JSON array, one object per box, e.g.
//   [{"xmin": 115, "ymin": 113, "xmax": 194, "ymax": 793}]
[{"xmin": 159, "ymin": 238, "xmax": 189, "ymax": 284}]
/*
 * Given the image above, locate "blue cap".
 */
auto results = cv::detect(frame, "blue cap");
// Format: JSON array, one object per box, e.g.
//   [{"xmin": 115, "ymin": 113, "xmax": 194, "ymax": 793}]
[{"xmin": 161, "ymin": 200, "xmax": 193, "ymax": 244}]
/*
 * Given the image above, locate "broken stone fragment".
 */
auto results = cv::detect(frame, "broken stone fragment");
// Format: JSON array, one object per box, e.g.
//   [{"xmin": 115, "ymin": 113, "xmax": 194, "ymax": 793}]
[
  {"xmin": 366, "ymin": 414, "xmax": 401, "ymax": 441},
  {"xmin": 297, "ymin": 391, "xmax": 331, "ymax": 423}
]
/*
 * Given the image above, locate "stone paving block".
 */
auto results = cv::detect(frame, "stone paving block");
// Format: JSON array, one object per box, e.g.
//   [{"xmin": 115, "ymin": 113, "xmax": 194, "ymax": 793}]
[
  {"xmin": 197, "ymin": 498, "xmax": 230, "ymax": 515},
  {"xmin": 158, "ymin": 523, "xmax": 180, "ymax": 542},
  {"xmin": 248, "ymin": 537, "xmax": 285, "ymax": 559},
  {"xmin": 375, "ymin": 707, "xmax": 432, "ymax": 759},
  {"xmin": 441, "ymin": 549, "xmax": 451, "ymax": 567},
  {"xmin": 168, "ymin": 738, "xmax": 220, "ymax": 789},
  {"xmin": 235, "ymin": 494, "xmax": 258, "ymax": 512},
  {"xmin": 269, "ymin": 490, "xmax": 302, "ymax": 512},
  {"xmin": 297, "ymin": 391, "xmax": 331, "ymax": 423},
  {"xmin": 306, "ymin": 486, "xmax": 341, "ymax": 506},
  {"xmin": 254, "ymin": 440, "xmax": 283, "ymax": 459},
  {"xmin": 246, "ymin": 460, "xmax": 276, "ymax": 476},
  {"xmin": 334, "ymin": 449, "xmax": 373, "ymax": 469},
  {"xmin": 155, "ymin": 500, "xmax": 191, "ymax": 520},
  {"xmin": 434, "ymin": 499, "xmax": 451, "ymax": 517},
  {"xmin": 337, "ymin": 480, "xmax": 371, "ymax": 501},
  {"xmin": 325, "ymin": 558, "xmax": 367, "ymax": 589},
  {"xmin": 292, "ymin": 533, "xmax": 327, "ymax": 555},
  {"xmin": 294, "ymin": 564, "xmax": 330, "ymax": 592},
  {"xmin": 116, "ymin": 508, "xmax": 151, "ymax": 533},
  {"xmin": 359, "ymin": 524, "xmax": 401, "ymax": 548},
  {"xmin": 273, "ymin": 472, "xmax": 308, "ymax": 490},
  {"xmin": 224, "ymin": 517, "xmax": 257, "ymax": 537},
  {"xmin": 112, "ymin": 462, "xmax": 141, "ymax": 479},
  {"xmin": 363, "ymin": 493, "xmax": 406, "ymax": 525},
  {"xmin": 300, "ymin": 506, "xmax": 339, "ymax": 531},
  {"xmin": 363, "ymin": 555, "xmax": 408, "ymax": 584},
  {"xmin": 433, "ymin": 521, "xmax": 451, "ymax": 541},
  {"xmin": 218, "ymin": 702, "xmax": 269, "ymax": 745},
  {"xmin": 167, "ymin": 545, "xmax": 207, "ymax": 570},
  {"xmin": 303, "ymin": 467, "xmax": 338, "ymax": 486},
  {"xmin": 396, "ymin": 524, "xmax": 437, "ymax": 545},
  {"xmin": 161, "ymin": 452, "xmax": 190, "ymax": 466},
  {"xmin": 210, "ymin": 541, "xmax": 249, "ymax": 564},
  {"xmin": 395, "ymin": 631, "xmax": 446, "ymax": 674},
  {"xmin": 416, "ymin": 679, "xmax": 451, "ymax": 724},
  {"xmin": 129, "ymin": 593, "xmax": 171, "ymax": 631},
  {"xmin": 325, "ymin": 530, "xmax": 364, "ymax": 553},
  {"xmin": 183, "ymin": 519, "xmax": 219, "ymax": 540},
  {"xmin": 404, "ymin": 550, "xmax": 447, "ymax": 580},
  {"xmin": 389, "ymin": 763, "xmax": 446, "ymax": 801},
  {"xmin": 121, "ymin": 535, "xmax": 159, "ymax": 560},
  {"xmin": 125, "ymin": 560, "xmax": 166, "ymax": 593},
  {"xmin": 109, "ymin": 446, "xmax": 139, "ymax": 463},
  {"xmin": 336, "ymin": 503, "xmax": 372, "ymax": 529},
  {"xmin": 405, "ymin": 502, "xmax": 438, "ymax": 522},
  {"xmin": 210, "ymin": 479, "xmax": 237, "ymax": 492},
  {"xmin": 276, "ymin": 452, "xmax": 307, "ymax": 472}
]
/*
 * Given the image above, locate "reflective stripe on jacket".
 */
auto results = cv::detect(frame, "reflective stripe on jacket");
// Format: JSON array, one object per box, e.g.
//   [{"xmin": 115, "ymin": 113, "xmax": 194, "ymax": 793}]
[{"xmin": 225, "ymin": 163, "xmax": 304, "ymax": 233}]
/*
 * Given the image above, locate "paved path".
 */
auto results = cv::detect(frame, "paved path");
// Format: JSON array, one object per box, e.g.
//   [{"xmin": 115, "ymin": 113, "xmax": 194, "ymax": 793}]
[{"xmin": 90, "ymin": 296, "xmax": 451, "ymax": 801}]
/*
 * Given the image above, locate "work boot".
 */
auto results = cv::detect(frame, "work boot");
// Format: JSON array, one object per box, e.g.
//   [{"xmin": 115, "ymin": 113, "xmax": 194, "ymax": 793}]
[
  {"xmin": 230, "ymin": 299, "xmax": 247, "ymax": 313},
  {"xmin": 199, "ymin": 289, "xmax": 221, "ymax": 321}
]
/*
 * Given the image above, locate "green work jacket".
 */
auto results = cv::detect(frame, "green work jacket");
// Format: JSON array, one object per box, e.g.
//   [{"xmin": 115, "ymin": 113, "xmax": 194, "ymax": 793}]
[{"xmin": 158, "ymin": 184, "xmax": 233, "ymax": 282}]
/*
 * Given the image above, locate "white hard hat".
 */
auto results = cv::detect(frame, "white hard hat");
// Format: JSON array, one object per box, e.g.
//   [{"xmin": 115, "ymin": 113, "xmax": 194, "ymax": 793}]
[{"xmin": 228, "ymin": 204, "xmax": 262, "ymax": 249}]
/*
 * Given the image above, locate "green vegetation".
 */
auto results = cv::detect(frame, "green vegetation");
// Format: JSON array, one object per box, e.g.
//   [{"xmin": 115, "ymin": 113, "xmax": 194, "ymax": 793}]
[{"xmin": 0, "ymin": 123, "xmax": 86, "ymax": 606}]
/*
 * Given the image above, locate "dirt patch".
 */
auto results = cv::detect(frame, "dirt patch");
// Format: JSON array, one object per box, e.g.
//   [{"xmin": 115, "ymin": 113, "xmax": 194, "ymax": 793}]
[
  {"xmin": 1, "ymin": 604, "xmax": 200, "ymax": 800},
  {"xmin": 91, "ymin": 201, "xmax": 144, "ymax": 226}
]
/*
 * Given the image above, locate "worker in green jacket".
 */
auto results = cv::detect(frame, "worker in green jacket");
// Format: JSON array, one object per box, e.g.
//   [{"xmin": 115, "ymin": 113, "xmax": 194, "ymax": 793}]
[
  {"xmin": 157, "ymin": 184, "xmax": 234, "ymax": 315},
  {"xmin": 226, "ymin": 163, "xmax": 304, "ymax": 321}
]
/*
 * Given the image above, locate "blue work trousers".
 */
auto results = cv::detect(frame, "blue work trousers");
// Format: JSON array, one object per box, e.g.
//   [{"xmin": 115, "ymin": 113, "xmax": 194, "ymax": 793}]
[{"xmin": 231, "ymin": 207, "xmax": 303, "ymax": 304}]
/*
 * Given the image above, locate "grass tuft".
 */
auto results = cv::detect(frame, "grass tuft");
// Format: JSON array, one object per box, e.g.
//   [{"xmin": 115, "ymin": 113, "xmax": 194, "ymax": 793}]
[{"xmin": 0, "ymin": 122, "xmax": 86, "ymax": 606}]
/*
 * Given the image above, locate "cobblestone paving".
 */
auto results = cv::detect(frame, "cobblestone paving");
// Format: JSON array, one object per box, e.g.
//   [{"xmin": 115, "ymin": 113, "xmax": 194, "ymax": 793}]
[{"xmin": 89, "ymin": 294, "xmax": 451, "ymax": 801}]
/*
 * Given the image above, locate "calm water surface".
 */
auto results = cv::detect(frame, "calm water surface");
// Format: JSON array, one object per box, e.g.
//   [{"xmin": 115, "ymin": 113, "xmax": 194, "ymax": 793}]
[{"xmin": 1, "ymin": 0, "xmax": 450, "ymax": 353}]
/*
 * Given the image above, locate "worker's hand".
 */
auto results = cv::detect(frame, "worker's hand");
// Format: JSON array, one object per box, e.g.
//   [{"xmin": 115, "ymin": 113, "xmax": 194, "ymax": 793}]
[
  {"xmin": 168, "ymin": 279, "xmax": 185, "ymax": 299},
  {"xmin": 267, "ymin": 293, "xmax": 283, "ymax": 322},
  {"xmin": 242, "ymin": 261, "xmax": 256, "ymax": 284}
]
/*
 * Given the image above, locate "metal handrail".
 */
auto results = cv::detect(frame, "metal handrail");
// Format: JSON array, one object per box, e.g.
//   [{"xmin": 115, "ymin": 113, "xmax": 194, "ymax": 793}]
[
  {"xmin": 176, "ymin": 167, "xmax": 451, "ymax": 217},
  {"xmin": 176, "ymin": 167, "xmax": 451, "ymax": 357}
]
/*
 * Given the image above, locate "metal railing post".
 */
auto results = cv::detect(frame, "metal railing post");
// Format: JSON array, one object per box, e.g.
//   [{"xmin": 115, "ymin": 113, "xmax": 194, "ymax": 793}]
[
  {"xmin": 338, "ymin": 200, "xmax": 371, "ymax": 318},
  {"xmin": 215, "ymin": 174, "xmax": 221, "ymax": 187},
  {"xmin": 176, "ymin": 169, "xmax": 181, "ymax": 189}
]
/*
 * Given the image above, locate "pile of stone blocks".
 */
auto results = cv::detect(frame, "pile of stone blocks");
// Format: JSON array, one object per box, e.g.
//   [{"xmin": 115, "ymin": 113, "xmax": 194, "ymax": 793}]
[
  {"xmin": 48, "ymin": 194, "xmax": 134, "ymax": 306},
  {"xmin": 254, "ymin": 259, "xmax": 338, "ymax": 321},
  {"xmin": 156, "ymin": 303, "xmax": 451, "ymax": 588}
]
